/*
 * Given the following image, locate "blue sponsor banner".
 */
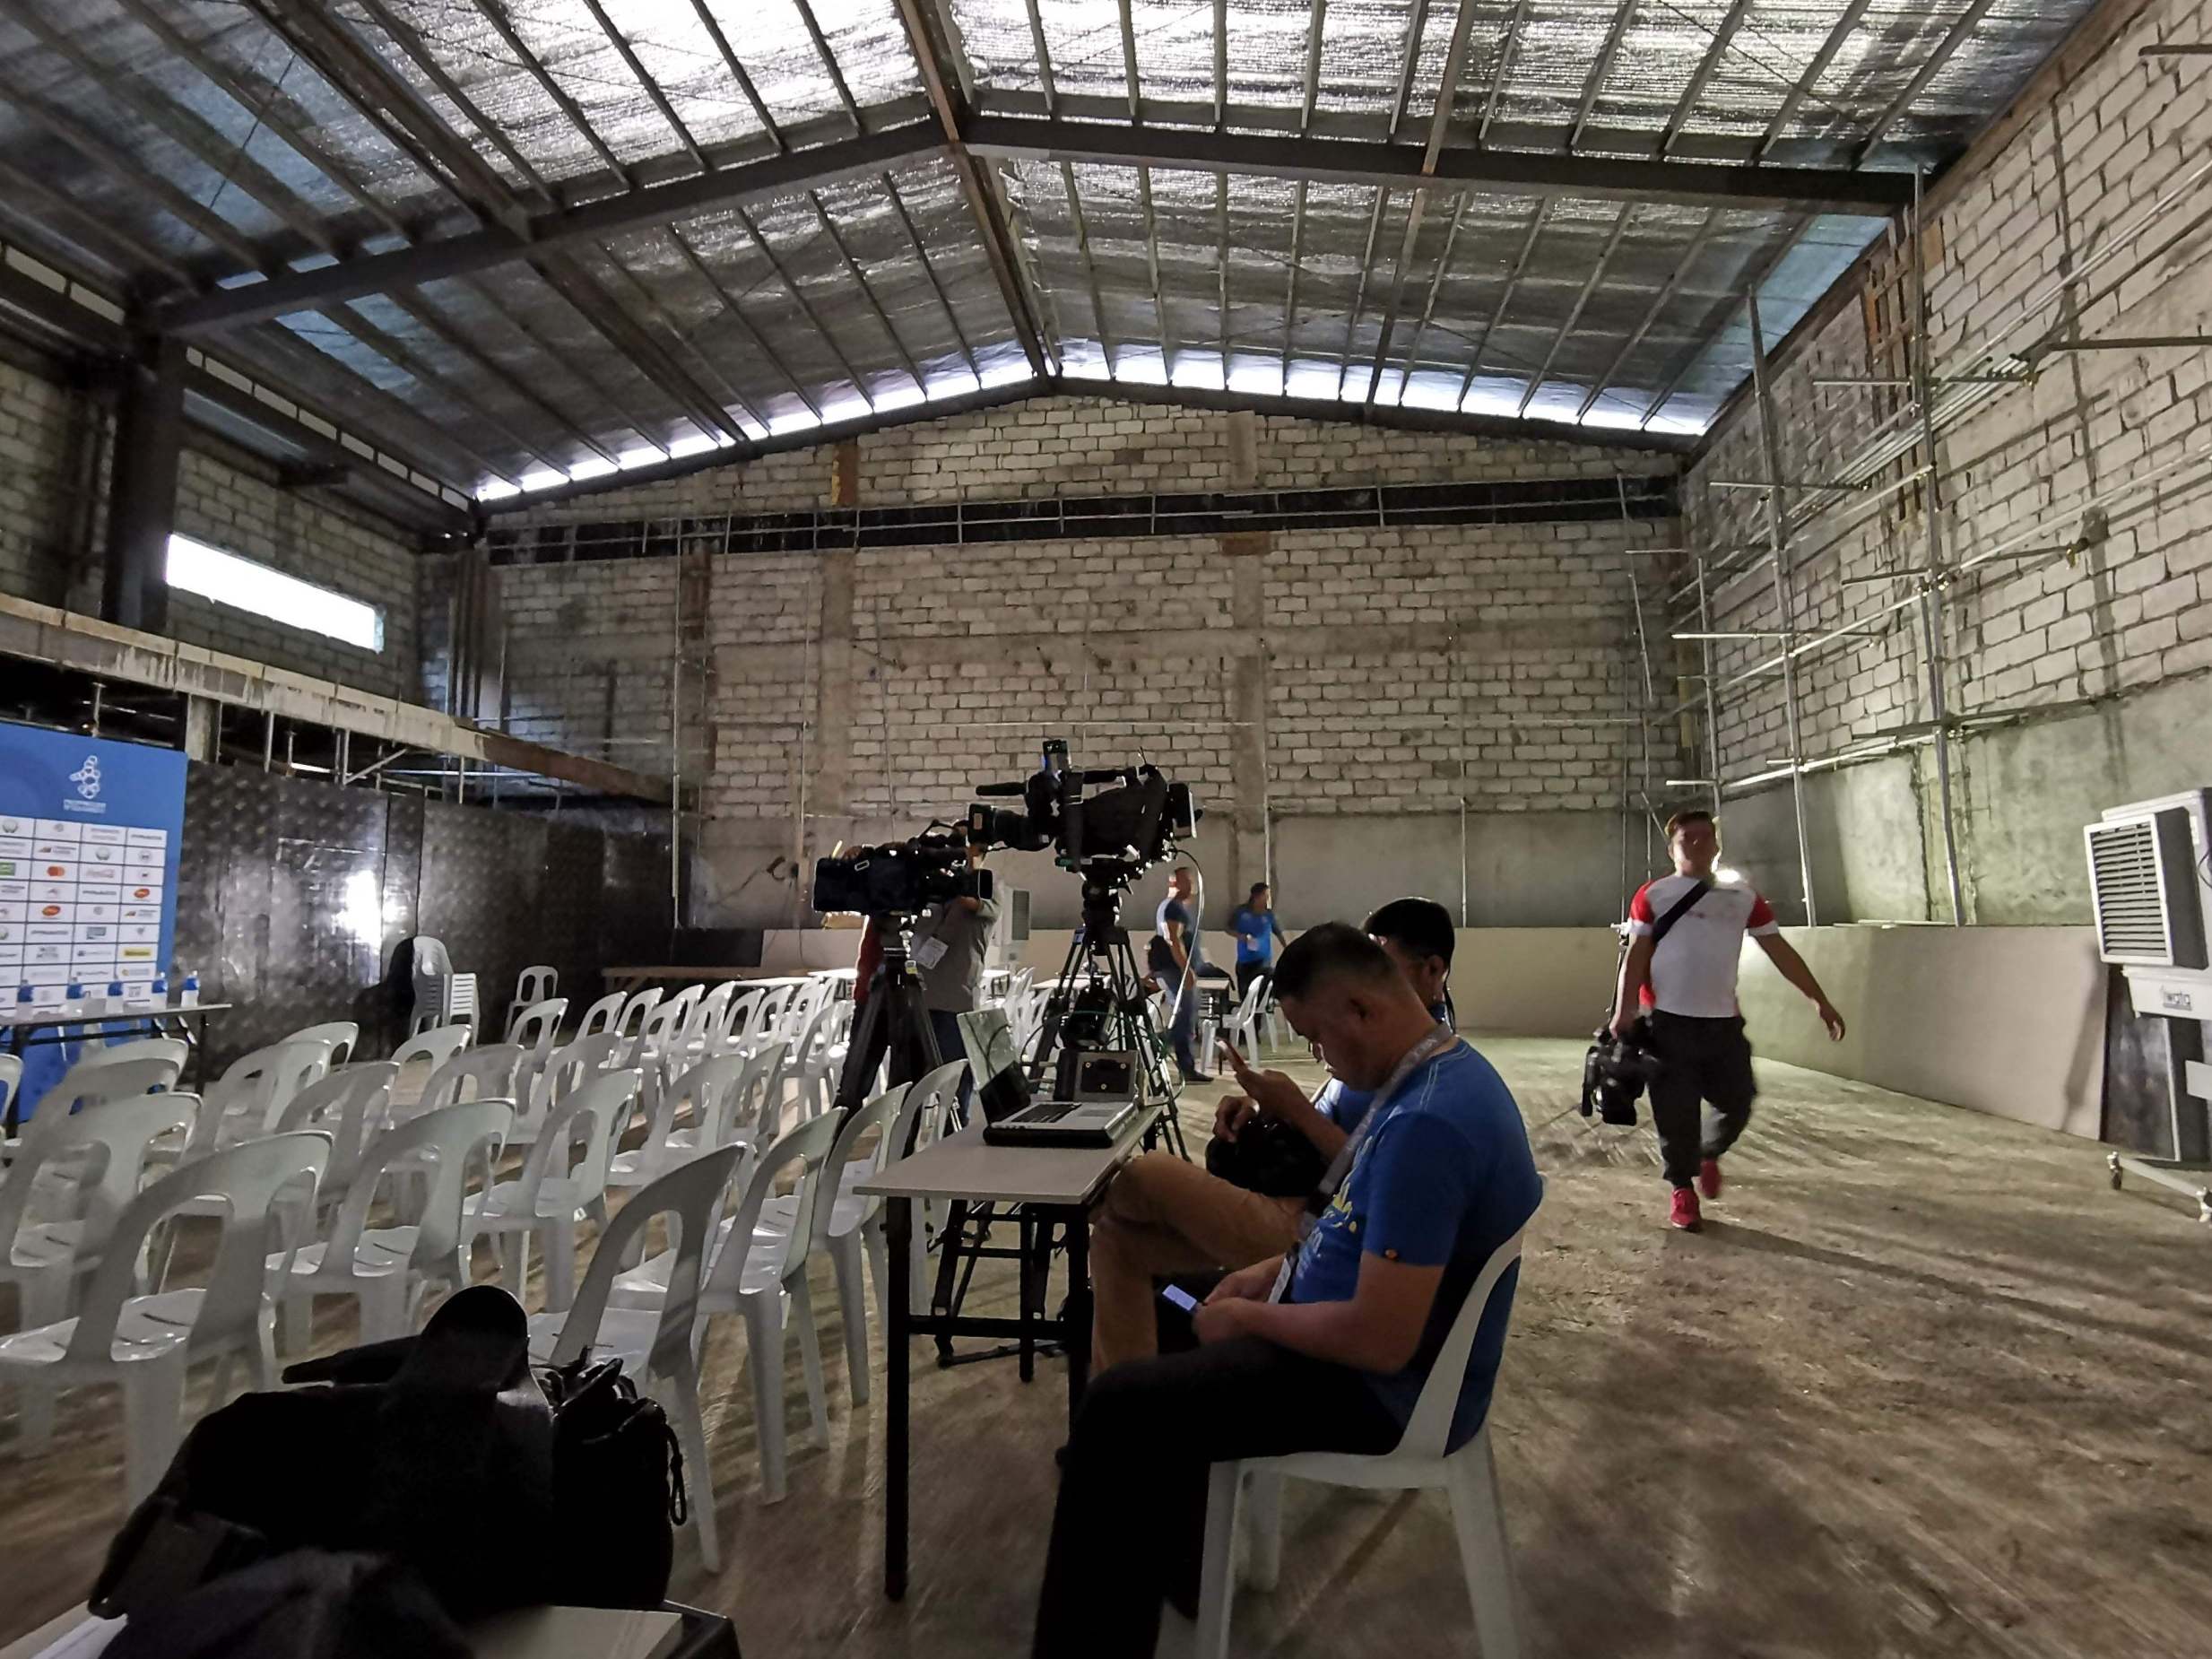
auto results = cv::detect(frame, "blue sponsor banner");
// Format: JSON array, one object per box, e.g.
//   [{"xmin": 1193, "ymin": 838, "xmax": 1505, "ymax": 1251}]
[{"xmin": 0, "ymin": 721, "xmax": 187, "ymax": 1117}]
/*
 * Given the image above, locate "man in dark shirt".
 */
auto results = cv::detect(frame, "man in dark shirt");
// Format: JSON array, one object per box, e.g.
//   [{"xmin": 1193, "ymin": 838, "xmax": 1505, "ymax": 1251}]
[{"xmin": 1149, "ymin": 865, "xmax": 1209, "ymax": 1084}]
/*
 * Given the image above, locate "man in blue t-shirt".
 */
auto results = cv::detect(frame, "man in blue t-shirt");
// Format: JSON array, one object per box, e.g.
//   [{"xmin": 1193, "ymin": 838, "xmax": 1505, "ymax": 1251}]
[
  {"xmin": 1149, "ymin": 865, "xmax": 1209, "ymax": 1083},
  {"xmin": 1227, "ymin": 882, "xmax": 1289, "ymax": 1004},
  {"xmin": 1036, "ymin": 924, "xmax": 1541, "ymax": 1657}
]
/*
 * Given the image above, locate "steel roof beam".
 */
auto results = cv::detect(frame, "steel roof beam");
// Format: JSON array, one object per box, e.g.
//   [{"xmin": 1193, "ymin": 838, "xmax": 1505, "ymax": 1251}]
[
  {"xmin": 1574, "ymin": 205, "xmax": 1720, "ymax": 421},
  {"xmin": 1479, "ymin": 0, "xmax": 1534, "ymax": 144},
  {"xmin": 1515, "ymin": 204, "xmax": 1635, "ymax": 416},
  {"xmin": 1362, "ymin": 0, "xmax": 1479, "ymax": 407},
  {"xmin": 1638, "ymin": 213, "xmax": 1812, "ymax": 427},
  {"xmin": 531, "ymin": 251, "xmax": 753, "ymax": 447},
  {"xmin": 155, "ymin": 123, "xmax": 941, "ymax": 334},
  {"xmin": 1280, "ymin": 0, "xmax": 1330, "ymax": 391},
  {"xmin": 458, "ymin": 0, "xmax": 630, "ymax": 183},
  {"xmin": 882, "ymin": 176, "xmax": 981, "ymax": 381},
  {"xmin": 1660, "ymin": 0, "xmax": 1753, "ymax": 156},
  {"xmin": 730, "ymin": 205, "xmax": 876, "ymax": 408},
  {"xmin": 1454, "ymin": 198, "xmax": 1548, "ymax": 405},
  {"xmin": 1116, "ymin": 0, "xmax": 1173, "ymax": 374},
  {"xmin": 964, "ymin": 117, "xmax": 1916, "ymax": 214},
  {"xmin": 1852, "ymin": 0, "xmax": 2004, "ymax": 166},
  {"xmin": 584, "ymin": 244, "xmax": 766, "ymax": 433},
  {"xmin": 792, "ymin": 0, "xmax": 866, "ymax": 129},
  {"xmin": 244, "ymin": 1, "xmax": 529, "ymax": 235},
  {"xmin": 350, "ymin": 0, "xmax": 553, "ymax": 204},
  {"xmin": 1569, "ymin": 1, "xmax": 1639, "ymax": 153},
  {"xmin": 576, "ymin": 0, "xmax": 707, "ymax": 170},
  {"xmin": 891, "ymin": 0, "xmax": 1054, "ymax": 376},
  {"xmin": 664, "ymin": 228, "xmax": 823, "ymax": 421},
  {"xmin": 1758, "ymin": 0, "xmax": 1878, "ymax": 158},
  {"xmin": 806, "ymin": 194, "xmax": 928, "ymax": 392}
]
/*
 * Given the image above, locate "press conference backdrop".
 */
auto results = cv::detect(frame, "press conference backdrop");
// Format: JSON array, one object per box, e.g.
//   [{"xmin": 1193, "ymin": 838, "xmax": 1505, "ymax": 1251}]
[{"xmin": 0, "ymin": 720, "xmax": 187, "ymax": 1003}]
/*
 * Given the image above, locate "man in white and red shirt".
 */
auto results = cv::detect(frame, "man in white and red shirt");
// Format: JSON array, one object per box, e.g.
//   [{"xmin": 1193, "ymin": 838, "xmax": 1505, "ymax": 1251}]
[{"xmin": 1612, "ymin": 809, "xmax": 1845, "ymax": 1231}]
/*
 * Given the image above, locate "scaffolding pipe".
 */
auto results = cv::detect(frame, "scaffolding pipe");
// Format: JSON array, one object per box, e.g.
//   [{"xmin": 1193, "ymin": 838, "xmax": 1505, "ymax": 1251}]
[
  {"xmin": 1696, "ymin": 555, "xmax": 1722, "ymax": 818},
  {"xmin": 1911, "ymin": 171, "xmax": 1965, "ymax": 926},
  {"xmin": 1748, "ymin": 292, "xmax": 1817, "ymax": 926}
]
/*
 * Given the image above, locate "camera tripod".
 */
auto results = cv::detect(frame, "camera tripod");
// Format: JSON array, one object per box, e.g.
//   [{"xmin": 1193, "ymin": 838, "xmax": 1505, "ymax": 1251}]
[
  {"xmin": 1029, "ymin": 873, "xmax": 1188, "ymax": 1159},
  {"xmin": 830, "ymin": 920, "xmax": 944, "ymax": 1126}
]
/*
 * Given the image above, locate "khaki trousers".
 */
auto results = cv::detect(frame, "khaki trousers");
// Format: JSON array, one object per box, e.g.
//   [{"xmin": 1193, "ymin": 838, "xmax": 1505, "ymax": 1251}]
[{"xmin": 1089, "ymin": 1152, "xmax": 1303, "ymax": 1371}]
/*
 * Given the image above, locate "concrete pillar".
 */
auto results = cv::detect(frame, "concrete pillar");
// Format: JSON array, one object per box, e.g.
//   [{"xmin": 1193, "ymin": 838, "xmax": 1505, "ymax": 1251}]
[
  {"xmin": 1221, "ymin": 411, "xmax": 1270, "ymax": 898},
  {"xmin": 181, "ymin": 695, "xmax": 217, "ymax": 763}
]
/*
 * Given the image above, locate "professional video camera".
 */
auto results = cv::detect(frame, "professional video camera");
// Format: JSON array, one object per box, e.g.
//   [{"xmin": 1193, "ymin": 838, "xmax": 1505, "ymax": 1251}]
[
  {"xmin": 1580, "ymin": 1021, "xmax": 1663, "ymax": 1125},
  {"xmin": 810, "ymin": 829, "xmax": 992, "ymax": 918},
  {"xmin": 967, "ymin": 739, "xmax": 1199, "ymax": 882}
]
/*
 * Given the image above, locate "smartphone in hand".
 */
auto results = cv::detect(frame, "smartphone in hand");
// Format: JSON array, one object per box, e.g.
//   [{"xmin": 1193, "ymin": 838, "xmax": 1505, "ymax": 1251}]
[{"xmin": 1159, "ymin": 1284, "xmax": 1198, "ymax": 1314}]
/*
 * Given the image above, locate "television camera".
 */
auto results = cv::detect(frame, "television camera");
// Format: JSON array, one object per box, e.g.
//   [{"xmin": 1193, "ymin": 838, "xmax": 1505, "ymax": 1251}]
[{"xmin": 810, "ymin": 829, "xmax": 992, "ymax": 919}]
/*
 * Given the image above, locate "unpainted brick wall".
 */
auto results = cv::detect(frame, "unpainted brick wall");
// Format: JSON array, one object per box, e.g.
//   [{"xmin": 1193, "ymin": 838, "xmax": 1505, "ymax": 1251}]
[
  {"xmin": 487, "ymin": 401, "xmax": 1683, "ymax": 840},
  {"xmin": 1683, "ymin": 0, "xmax": 2212, "ymax": 818},
  {"xmin": 0, "ymin": 349, "xmax": 98, "ymax": 607},
  {"xmin": 169, "ymin": 440, "xmax": 421, "ymax": 699}
]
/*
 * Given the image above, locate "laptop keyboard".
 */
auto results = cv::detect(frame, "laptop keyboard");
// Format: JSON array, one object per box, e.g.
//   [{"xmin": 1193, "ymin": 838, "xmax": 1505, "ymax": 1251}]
[{"xmin": 1019, "ymin": 1104, "xmax": 1077, "ymax": 1124}]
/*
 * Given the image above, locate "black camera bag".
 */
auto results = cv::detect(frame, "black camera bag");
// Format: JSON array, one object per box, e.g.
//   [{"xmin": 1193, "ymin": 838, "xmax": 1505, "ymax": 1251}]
[
  {"xmin": 1580, "ymin": 881, "xmax": 1711, "ymax": 1125},
  {"xmin": 1205, "ymin": 1116, "xmax": 1328, "ymax": 1198}
]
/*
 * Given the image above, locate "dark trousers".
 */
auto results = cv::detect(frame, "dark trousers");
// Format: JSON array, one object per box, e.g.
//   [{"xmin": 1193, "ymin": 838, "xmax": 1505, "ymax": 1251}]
[
  {"xmin": 1033, "ymin": 1336, "xmax": 1401, "ymax": 1658},
  {"xmin": 1645, "ymin": 1011, "xmax": 1757, "ymax": 1187},
  {"xmin": 1165, "ymin": 971, "xmax": 1201, "ymax": 1076},
  {"xmin": 927, "ymin": 1009, "xmax": 974, "ymax": 1114},
  {"xmin": 1235, "ymin": 961, "xmax": 1271, "ymax": 1004}
]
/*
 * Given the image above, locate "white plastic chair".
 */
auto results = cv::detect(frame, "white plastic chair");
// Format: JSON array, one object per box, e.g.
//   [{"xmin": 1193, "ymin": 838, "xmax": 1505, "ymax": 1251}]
[
  {"xmin": 507, "ymin": 965, "xmax": 558, "ymax": 1034},
  {"xmin": 884, "ymin": 1060, "xmax": 969, "ymax": 1316},
  {"xmin": 275, "ymin": 1099, "xmax": 511, "ymax": 1347},
  {"xmin": 273, "ymin": 1063, "xmax": 398, "ymax": 1214},
  {"xmin": 74, "ymin": 1038, "xmax": 192, "ymax": 1079},
  {"xmin": 517, "ymin": 1032, "xmax": 623, "ymax": 1148},
  {"xmin": 728, "ymin": 1040, "xmax": 791, "ymax": 1143},
  {"xmin": 178, "ymin": 1042, "xmax": 329, "ymax": 1158},
  {"xmin": 720, "ymin": 987, "xmax": 767, "ymax": 1049},
  {"xmin": 1193, "ymin": 1226, "xmax": 1533, "ymax": 1659},
  {"xmin": 606, "ymin": 1113, "xmax": 838, "ymax": 1503},
  {"xmin": 624, "ymin": 995, "xmax": 690, "ymax": 1071},
  {"xmin": 1219, "ymin": 975, "xmax": 1271, "ymax": 1064},
  {"xmin": 7, "ymin": 1054, "xmax": 182, "ymax": 1165},
  {"xmin": 0, "ymin": 1093, "xmax": 198, "ymax": 1377},
  {"xmin": 525, "ymin": 1142, "xmax": 745, "ymax": 1570},
  {"xmin": 576, "ymin": 989, "xmax": 627, "ymax": 1041},
  {"xmin": 680, "ymin": 983, "xmax": 737, "ymax": 1060},
  {"xmin": 613, "ymin": 987, "xmax": 664, "ymax": 1048},
  {"xmin": 414, "ymin": 1043, "xmax": 523, "ymax": 1119},
  {"xmin": 391, "ymin": 1022, "xmax": 473, "ymax": 1073},
  {"xmin": 279, "ymin": 1022, "xmax": 360, "ymax": 1067},
  {"xmin": 505, "ymin": 996, "xmax": 568, "ymax": 1067},
  {"xmin": 464, "ymin": 1071, "xmax": 629, "ymax": 1312},
  {"xmin": 750, "ymin": 984, "xmax": 795, "ymax": 1046},
  {"xmin": 756, "ymin": 1083, "xmax": 907, "ymax": 1404},
  {"xmin": 784, "ymin": 1003, "xmax": 842, "ymax": 1124},
  {"xmin": 607, "ymin": 1052, "xmax": 753, "ymax": 1193},
  {"xmin": 0, "ymin": 1132, "xmax": 330, "ymax": 1506},
  {"xmin": 0, "ymin": 1055, "xmax": 21, "ymax": 1130}
]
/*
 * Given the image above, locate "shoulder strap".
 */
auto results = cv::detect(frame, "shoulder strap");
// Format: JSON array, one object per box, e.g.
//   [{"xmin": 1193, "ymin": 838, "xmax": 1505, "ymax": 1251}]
[{"xmin": 1650, "ymin": 881, "xmax": 1712, "ymax": 947}]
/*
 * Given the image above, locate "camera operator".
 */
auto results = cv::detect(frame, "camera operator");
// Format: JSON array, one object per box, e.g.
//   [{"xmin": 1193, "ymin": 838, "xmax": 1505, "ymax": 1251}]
[
  {"xmin": 914, "ymin": 838, "xmax": 999, "ymax": 1110},
  {"xmin": 1089, "ymin": 898, "xmax": 1458, "ymax": 1372},
  {"xmin": 1034, "ymin": 923, "xmax": 1540, "ymax": 1657},
  {"xmin": 1148, "ymin": 865, "xmax": 1210, "ymax": 1085},
  {"xmin": 1612, "ymin": 809, "xmax": 1846, "ymax": 1231}
]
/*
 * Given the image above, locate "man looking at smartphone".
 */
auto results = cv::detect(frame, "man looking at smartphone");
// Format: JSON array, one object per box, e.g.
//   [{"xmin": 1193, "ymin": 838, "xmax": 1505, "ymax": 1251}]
[
  {"xmin": 1086, "ymin": 898, "xmax": 1457, "ymax": 1371},
  {"xmin": 1033, "ymin": 924, "xmax": 1540, "ymax": 1657}
]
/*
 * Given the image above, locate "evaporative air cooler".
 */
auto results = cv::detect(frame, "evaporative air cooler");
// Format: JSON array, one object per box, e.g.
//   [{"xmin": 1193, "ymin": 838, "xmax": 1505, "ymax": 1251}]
[{"xmin": 2085, "ymin": 788, "xmax": 2212, "ymax": 1220}]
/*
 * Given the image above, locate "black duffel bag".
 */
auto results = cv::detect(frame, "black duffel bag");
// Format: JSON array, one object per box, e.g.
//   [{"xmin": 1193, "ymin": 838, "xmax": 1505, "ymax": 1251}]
[
  {"xmin": 92, "ymin": 1284, "xmax": 687, "ymax": 1644},
  {"xmin": 1204, "ymin": 1115, "xmax": 1327, "ymax": 1199}
]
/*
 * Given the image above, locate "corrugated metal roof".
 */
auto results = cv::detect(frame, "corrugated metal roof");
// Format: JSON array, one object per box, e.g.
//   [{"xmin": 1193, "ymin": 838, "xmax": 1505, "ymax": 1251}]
[{"xmin": 0, "ymin": 0, "xmax": 2103, "ymax": 502}]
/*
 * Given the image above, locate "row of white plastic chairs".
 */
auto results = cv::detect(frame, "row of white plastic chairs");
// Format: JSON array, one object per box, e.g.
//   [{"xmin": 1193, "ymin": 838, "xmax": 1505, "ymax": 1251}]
[{"xmin": 0, "ymin": 1021, "xmax": 968, "ymax": 1550}]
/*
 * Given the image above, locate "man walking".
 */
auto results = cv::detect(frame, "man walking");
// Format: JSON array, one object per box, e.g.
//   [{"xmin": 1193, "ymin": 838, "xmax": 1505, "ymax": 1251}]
[
  {"xmin": 1612, "ymin": 809, "xmax": 1845, "ymax": 1231},
  {"xmin": 1149, "ymin": 865, "xmax": 1210, "ymax": 1085},
  {"xmin": 1227, "ymin": 882, "xmax": 1288, "ymax": 1004}
]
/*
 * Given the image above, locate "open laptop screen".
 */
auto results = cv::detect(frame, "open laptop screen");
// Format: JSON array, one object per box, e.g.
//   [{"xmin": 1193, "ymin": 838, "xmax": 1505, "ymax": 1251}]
[{"xmin": 956, "ymin": 1007, "xmax": 1031, "ymax": 1124}]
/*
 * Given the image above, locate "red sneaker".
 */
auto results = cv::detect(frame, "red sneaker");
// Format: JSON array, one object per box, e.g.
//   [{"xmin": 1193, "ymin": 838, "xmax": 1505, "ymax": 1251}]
[
  {"xmin": 1698, "ymin": 1158, "xmax": 1723, "ymax": 1201},
  {"xmin": 1670, "ymin": 1188, "xmax": 1703, "ymax": 1231}
]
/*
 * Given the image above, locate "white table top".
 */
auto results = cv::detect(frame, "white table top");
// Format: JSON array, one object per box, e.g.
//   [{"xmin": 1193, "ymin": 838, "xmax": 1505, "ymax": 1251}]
[
  {"xmin": 0, "ymin": 1002, "xmax": 230, "ymax": 1031},
  {"xmin": 858, "ymin": 1102, "xmax": 1163, "ymax": 1208}
]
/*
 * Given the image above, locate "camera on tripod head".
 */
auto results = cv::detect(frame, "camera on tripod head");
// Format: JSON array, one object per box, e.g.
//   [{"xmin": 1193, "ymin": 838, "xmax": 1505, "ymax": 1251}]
[
  {"xmin": 1580, "ymin": 1020, "xmax": 1664, "ymax": 1125},
  {"xmin": 967, "ymin": 739, "xmax": 1200, "ymax": 885},
  {"xmin": 811, "ymin": 829, "xmax": 992, "ymax": 918}
]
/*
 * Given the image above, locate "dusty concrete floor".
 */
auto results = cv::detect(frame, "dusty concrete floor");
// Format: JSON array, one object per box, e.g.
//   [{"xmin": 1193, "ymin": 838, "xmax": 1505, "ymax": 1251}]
[{"xmin": 4, "ymin": 1038, "xmax": 2212, "ymax": 1657}]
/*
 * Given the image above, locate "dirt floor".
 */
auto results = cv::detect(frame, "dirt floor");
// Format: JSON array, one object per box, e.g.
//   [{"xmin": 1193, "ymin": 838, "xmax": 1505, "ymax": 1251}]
[{"xmin": 4, "ymin": 1038, "xmax": 2212, "ymax": 1657}]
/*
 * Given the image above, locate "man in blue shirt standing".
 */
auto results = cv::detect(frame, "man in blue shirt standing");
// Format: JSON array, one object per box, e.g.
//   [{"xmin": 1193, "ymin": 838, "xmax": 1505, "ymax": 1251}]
[
  {"xmin": 1034, "ymin": 924, "xmax": 1541, "ymax": 1657},
  {"xmin": 1227, "ymin": 882, "xmax": 1289, "ymax": 1004}
]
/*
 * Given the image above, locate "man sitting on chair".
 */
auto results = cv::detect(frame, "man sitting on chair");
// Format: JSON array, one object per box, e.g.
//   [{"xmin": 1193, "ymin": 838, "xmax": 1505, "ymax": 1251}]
[
  {"xmin": 1034, "ymin": 924, "xmax": 1540, "ymax": 1658},
  {"xmin": 1086, "ymin": 898, "xmax": 1457, "ymax": 1373}
]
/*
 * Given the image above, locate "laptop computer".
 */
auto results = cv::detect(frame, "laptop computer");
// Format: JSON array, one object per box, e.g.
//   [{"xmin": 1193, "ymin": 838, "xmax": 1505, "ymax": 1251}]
[{"xmin": 958, "ymin": 1008, "xmax": 1138, "ymax": 1148}]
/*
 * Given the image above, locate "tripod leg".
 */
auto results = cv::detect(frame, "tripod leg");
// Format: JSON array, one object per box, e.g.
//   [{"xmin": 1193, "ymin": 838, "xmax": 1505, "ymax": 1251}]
[
  {"xmin": 1018, "ymin": 1211, "xmax": 1036, "ymax": 1384},
  {"xmin": 932, "ymin": 1199, "xmax": 970, "ymax": 1364}
]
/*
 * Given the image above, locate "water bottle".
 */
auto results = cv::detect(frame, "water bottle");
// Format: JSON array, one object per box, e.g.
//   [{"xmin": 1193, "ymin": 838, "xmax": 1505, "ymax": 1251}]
[
  {"xmin": 152, "ymin": 973, "xmax": 169, "ymax": 1008},
  {"xmin": 65, "ymin": 978, "xmax": 85, "ymax": 1015},
  {"xmin": 13, "ymin": 984, "xmax": 30, "ymax": 1014},
  {"xmin": 180, "ymin": 972, "xmax": 201, "ymax": 1009}
]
